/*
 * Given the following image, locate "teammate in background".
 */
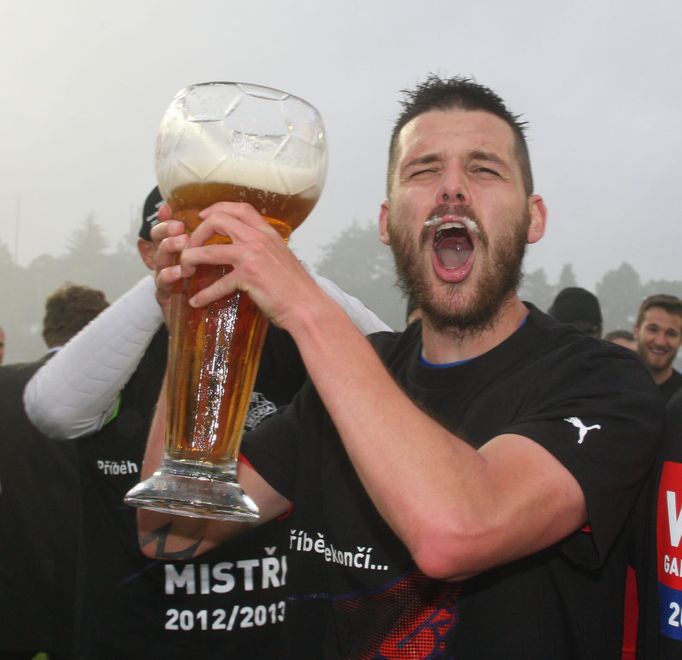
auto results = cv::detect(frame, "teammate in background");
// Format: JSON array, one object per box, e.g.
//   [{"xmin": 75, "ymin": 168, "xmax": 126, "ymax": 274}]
[
  {"xmin": 137, "ymin": 75, "xmax": 662, "ymax": 658},
  {"xmin": 547, "ymin": 286, "xmax": 603, "ymax": 338},
  {"xmin": 606, "ymin": 329, "xmax": 637, "ymax": 351},
  {"xmin": 23, "ymin": 188, "xmax": 390, "ymax": 658},
  {"xmin": 0, "ymin": 326, "xmax": 5, "ymax": 364},
  {"xmin": 633, "ymin": 298, "xmax": 682, "ymax": 659},
  {"xmin": 634, "ymin": 294, "xmax": 682, "ymax": 403},
  {"xmin": 0, "ymin": 283, "xmax": 108, "ymax": 659},
  {"xmin": 619, "ymin": 299, "xmax": 681, "ymax": 656}
]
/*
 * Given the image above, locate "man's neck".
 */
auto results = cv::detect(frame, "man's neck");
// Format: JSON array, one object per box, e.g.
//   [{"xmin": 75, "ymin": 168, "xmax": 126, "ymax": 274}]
[{"xmin": 420, "ymin": 296, "xmax": 528, "ymax": 365}]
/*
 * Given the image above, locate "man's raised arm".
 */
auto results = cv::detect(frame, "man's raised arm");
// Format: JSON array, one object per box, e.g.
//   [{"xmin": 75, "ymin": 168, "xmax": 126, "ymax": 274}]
[{"xmin": 167, "ymin": 201, "xmax": 595, "ymax": 581}]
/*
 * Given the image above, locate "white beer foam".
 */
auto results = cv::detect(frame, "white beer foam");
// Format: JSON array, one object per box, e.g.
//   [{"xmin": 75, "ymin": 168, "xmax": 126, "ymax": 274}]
[{"xmin": 156, "ymin": 124, "xmax": 322, "ymax": 199}]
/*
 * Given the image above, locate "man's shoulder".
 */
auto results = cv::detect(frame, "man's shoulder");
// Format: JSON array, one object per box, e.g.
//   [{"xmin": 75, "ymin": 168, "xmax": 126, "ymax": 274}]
[
  {"xmin": 0, "ymin": 357, "xmax": 47, "ymax": 387},
  {"xmin": 0, "ymin": 358, "xmax": 50, "ymax": 426},
  {"xmin": 367, "ymin": 324, "xmax": 418, "ymax": 361},
  {"xmin": 129, "ymin": 328, "xmax": 168, "ymax": 378},
  {"xmin": 526, "ymin": 305, "xmax": 632, "ymax": 358},
  {"xmin": 669, "ymin": 368, "xmax": 682, "ymax": 384},
  {"xmin": 522, "ymin": 306, "xmax": 656, "ymax": 390},
  {"xmin": 660, "ymin": 369, "xmax": 682, "ymax": 405}
]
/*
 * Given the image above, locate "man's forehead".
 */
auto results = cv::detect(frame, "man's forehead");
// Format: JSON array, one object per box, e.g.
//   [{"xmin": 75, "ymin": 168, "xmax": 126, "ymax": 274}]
[
  {"xmin": 643, "ymin": 307, "xmax": 682, "ymax": 329},
  {"xmin": 397, "ymin": 108, "xmax": 516, "ymax": 160}
]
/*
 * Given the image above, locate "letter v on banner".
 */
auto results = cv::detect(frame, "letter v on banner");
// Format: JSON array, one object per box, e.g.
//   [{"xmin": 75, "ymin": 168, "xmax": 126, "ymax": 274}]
[
  {"xmin": 658, "ymin": 462, "xmax": 682, "ymax": 585},
  {"xmin": 657, "ymin": 461, "xmax": 682, "ymax": 641},
  {"xmin": 668, "ymin": 490, "xmax": 682, "ymax": 548}
]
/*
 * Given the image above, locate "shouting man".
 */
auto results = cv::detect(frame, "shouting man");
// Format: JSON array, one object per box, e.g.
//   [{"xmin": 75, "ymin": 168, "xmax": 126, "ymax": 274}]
[{"xmin": 137, "ymin": 76, "xmax": 661, "ymax": 659}]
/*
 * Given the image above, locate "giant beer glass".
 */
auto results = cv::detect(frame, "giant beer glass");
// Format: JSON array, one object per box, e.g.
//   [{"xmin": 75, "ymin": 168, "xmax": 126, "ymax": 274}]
[{"xmin": 125, "ymin": 82, "xmax": 327, "ymax": 520}]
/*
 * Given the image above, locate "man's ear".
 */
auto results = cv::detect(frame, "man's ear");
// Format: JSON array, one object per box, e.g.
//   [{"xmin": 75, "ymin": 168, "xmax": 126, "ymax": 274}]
[
  {"xmin": 526, "ymin": 195, "xmax": 547, "ymax": 245},
  {"xmin": 137, "ymin": 239, "xmax": 156, "ymax": 270},
  {"xmin": 379, "ymin": 201, "xmax": 391, "ymax": 246}
]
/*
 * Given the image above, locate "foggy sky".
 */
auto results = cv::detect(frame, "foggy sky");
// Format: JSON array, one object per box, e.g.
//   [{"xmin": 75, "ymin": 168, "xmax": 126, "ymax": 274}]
[{"xmin": 1, "ymin": 0, "xmax": 680, "ymax": 290}]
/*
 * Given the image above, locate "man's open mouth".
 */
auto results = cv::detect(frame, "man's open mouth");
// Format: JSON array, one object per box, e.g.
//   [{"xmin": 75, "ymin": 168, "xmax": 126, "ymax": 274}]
[{"xmin": 432, "ymin": 219, "xmax": 477, "ymax": 270}]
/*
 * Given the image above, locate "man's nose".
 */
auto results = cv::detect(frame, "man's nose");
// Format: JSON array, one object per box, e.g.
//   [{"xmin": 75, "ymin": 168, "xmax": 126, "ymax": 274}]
[
  {"xmin": 652, "ymin": 333, "xmax": 668, "ymax": 347},
  {"xmin": 438, "ymin": 166, "xmax": 469, "ymax": 205}
]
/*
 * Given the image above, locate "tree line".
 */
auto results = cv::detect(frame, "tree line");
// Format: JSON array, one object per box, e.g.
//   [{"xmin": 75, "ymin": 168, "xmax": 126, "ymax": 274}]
[{"xmin": 2, "ymin": 216, "xmax": 681, "ymax": 364}]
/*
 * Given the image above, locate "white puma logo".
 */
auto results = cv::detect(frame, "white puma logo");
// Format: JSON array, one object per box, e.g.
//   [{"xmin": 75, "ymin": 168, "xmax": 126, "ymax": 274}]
[{"xmin": 564, "ymin": 417, "xmax": 601, "ymax": 444}]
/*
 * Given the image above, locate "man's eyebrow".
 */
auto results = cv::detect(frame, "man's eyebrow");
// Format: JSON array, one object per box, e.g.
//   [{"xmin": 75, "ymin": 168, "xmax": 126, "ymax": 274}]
[
  {"xmin": 468, "ymin": 149, "xmax": 508, "ymax": 167},
  {"xmin": 402, "ymin": 153, "xmax": 442, "ymax": 170},
  {"xmin": 402, "ymin": 150, "xmax": 510, "ymax": 171}
]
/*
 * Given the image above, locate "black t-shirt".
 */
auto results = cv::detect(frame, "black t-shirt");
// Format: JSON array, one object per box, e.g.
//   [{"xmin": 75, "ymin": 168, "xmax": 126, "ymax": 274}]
[
  {"xmin": 659, "ymin": 369, "xmax": 682, "ymax": 405},
  {"xmin": 75, "ymin": 324, "xmax": 307, "ymax": 659},
  {"xmin": 0, "ymin": 356, "xmax": 80, "ymax": 657},
  {"xmin": 636, "ymin": 389, "xmax": 682, "ymax": 659},
  {"xmin": 243, "ymin": 305, "xmax": 662, "ymax": 659}
]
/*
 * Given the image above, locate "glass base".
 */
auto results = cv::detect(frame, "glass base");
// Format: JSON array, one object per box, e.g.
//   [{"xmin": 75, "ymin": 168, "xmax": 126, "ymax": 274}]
[{"xmin": 124, "ymin": 458, "xmax": 259, "ymax": 522}]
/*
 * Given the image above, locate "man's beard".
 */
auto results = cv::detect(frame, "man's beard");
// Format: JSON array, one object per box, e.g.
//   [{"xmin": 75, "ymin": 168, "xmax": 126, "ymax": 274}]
[
  {"xmin": 638, "ymin": 343, "xmax": 677, "ymax": 376},
  {"xmin": 390, "ymin": 207, "xmax": 529, "ymax": 338}
]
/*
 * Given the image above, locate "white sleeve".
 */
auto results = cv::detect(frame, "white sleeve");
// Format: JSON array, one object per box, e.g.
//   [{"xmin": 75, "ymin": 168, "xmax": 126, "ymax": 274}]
[
  {"xmin": 23, "ymin": 275, "xmax": 164, "ymax": 439},
  {"xmin": 303, "ymin": 265, "xmax": 393, "ymax": 335}
]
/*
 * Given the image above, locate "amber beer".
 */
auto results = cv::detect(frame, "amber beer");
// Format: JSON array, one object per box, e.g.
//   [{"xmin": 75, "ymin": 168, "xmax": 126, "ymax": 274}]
[{"xmin": 165, "ymin": 181, "xmax": 317, "ymax": 464}]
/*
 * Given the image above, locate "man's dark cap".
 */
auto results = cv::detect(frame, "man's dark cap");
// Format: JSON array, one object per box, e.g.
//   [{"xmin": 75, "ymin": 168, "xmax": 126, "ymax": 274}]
[
  {"xmin": 548, "ymin": 287, "xmax": 603, "ymax": 328},
  {"xmin": 139, "ymin": 187, "xmax": 163, "ymax": 241}
]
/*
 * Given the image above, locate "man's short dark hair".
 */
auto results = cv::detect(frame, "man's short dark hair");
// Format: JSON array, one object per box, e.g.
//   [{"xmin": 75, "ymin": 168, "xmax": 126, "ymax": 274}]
[
  {"xmin": 635, "ymin": 294, "xmax": 682, "ymax": 327},
  {"xmin": 605, "ymin": 329, "xmax": 635, "ymax": 342},
  {"xmin": 42, "ymin": 283, "xmax": 109, "ymax": 348},
  {"xmin": 387, "ymin": 75, "xmax": 534, "ymax": 196}
]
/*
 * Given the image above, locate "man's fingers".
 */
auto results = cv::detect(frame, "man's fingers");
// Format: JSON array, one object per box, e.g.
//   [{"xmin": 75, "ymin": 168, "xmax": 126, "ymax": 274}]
[
  {"xmin": 158, "ymin": 203, "xmax": 173, "ymax": 222},
  {"xmin": 156, "ymin": 264, "xmax": 182, "ymax": 290},
  {"xmin": 187, "ymin": 217, "xmax": 233, "ymax": 248},
  {"xmin": 150, "ymin": 202, "xmax": 296, "ymax": 318},
  {"xmin": 156, "ymin": 233, "xmax": 189, "ymax": 271},
  {"xmin": 151, "ymin": 218, "xmax": 185, "ymax": 245},
  {"xmin": 188, "ymin": 273, "xmax": 238, "ymax": 308},
  {"xmin": 198, "ymin": 201, "xmax": 268, "ymax": 227},
  {"xmin": 179, "ymin": 244, "xmax": 236, "ymax": 274},
  {"xmin": 189, "ymin": 204, "xmax": 280, "ymax": 248}
]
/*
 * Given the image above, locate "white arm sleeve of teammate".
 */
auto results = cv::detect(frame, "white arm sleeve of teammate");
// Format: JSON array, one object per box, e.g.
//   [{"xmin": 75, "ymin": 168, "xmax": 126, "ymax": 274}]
[
  {"xmin": 23, "ymin": 275, "xmax": 164, "ymax": 440},
  {"xmin": 304, "ymin": 264, "xmax": 392, "ymax": 334}
]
